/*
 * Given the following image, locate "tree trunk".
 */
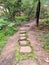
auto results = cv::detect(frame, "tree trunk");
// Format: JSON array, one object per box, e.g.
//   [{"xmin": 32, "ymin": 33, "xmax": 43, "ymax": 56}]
[{"xmin": 36, "ymin": 0, "xmax": 41, "ymax": 27}]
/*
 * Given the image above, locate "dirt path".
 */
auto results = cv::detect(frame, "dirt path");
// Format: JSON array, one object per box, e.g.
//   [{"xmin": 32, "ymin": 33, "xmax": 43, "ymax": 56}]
[
  {"xmin": 0, "ymin": 21, "xmax": 49, "ymax": 65},
  {"xmin": 17, "ymin": 21, "xmax": 49, "ymax": 65},
  {"xmin": 27, "ymin": 21, "xmax": 49, "ymax": 65},
  {"xmin": 0, "ymin": 32, "xmax": 18, "ymax": 65}
]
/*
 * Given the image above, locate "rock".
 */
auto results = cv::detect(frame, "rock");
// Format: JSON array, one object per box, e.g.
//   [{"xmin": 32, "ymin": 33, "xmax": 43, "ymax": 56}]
[
  {"xmin": 44, "ymin": 58, "xmax": 49, "ymax": 63},
  {"xmin": 19, "ymin": 41, "xmax": 27, "ymax": 46},
  {"xmin": 20, "ymin": 46, "xmax": 32, "ymax": 53},
  {"xmin": 19, "ymin": 37, "xmax": 26, "ymax": 40},
  {"xmin": 19, "ymin": 31, "xmax": 26, "ymax": 34},
  {"xmin": 19, "ymin": 34, "xmax": 25, "ymax": 37},
  {"xmin": 19, "ymin": 28, "xmax": 26, "ymax": 31},
  {"xmin": 17, "ymin": 59, "xmax": 39, "ymax": 65}
]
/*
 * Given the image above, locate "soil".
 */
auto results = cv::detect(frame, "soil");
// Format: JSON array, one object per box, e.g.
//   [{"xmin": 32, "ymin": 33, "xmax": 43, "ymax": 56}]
[
  {"xmin": 28, "ymin": 20, "xmax": 49, "ymax": 65},
  {"xmin": 0, "ymin": 20, "xmax": 49, "ymax": 65},
  {"xmin": 0, "ymin": 32, "xmax": 19, "ymax": 65}
]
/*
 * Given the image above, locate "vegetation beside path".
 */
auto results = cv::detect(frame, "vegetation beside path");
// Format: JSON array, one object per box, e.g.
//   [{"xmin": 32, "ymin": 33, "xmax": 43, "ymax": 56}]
[
  {"xmin": 0, "ymin": 16, "xmax": 28, "ymax": 54},
  {"xmin": 0, "ymin": 0, "xmax": 49, "ymax": 65},
  {"xmin": 0, "ymin": 18, "xmax": 18, "ymax": 54}
]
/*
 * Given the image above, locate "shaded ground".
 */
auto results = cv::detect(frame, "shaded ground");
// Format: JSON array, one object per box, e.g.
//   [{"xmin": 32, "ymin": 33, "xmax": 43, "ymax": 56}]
[
  {"xmin": 0, "ymin": 32, "xmax": 18, "ymax": 65},
  {"xmin": 0, "ymin": 20, "xmax": 49, "ymax": 65},
  {"xmin": 27, "ymin": 20, "xmax": 49, "ymax": 65},
  {"xmin": 17, "ymin": 59, "xmax": 39, "ymax": 65}
]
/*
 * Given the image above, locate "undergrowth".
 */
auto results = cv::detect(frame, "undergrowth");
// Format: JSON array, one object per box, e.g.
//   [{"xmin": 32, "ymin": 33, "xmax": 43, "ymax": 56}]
[
  {"xmin": 0, "ymin": 18, "xmax": 18, "ymax": 54},
  {"xmin": 15, "ymin": 44, "xmax": 35, "ymax": 64},
  {"xmin": 43, "ymin": 33, "xmax": 49, "ymax": 52}
]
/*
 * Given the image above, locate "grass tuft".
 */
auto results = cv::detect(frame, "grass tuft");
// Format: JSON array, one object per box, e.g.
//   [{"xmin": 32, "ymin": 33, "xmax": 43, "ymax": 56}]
[{"xmin": 15, "ymin": 44, "xmax": 35, "ymax": 63}]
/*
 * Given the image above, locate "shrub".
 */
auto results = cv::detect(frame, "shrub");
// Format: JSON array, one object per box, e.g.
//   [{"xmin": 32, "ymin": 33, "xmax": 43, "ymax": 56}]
[
  {"xmin": 43, "ymin": 18, "xmax": 49, "ymax": 26},
  {"xmin": 0, "ymin": 18, "xmax": 18, "ymax": 54},
  {"xmin": 4, "ymin": 27, "xmax": 18, "ymax": 36},
  {"xmin": 0, "ymin": 31, "xmax": 7, "ymax": 53},
  {"xmin": 15, "ymin": 16, "xmax": 28, "ymax": 22},
  {"xmin": 43, "ymin": 33, "xmax": 49, "ymax": 52},
  {"xmin": 40, "ymin": 6, "xmax": 49, "ymax": 19}
]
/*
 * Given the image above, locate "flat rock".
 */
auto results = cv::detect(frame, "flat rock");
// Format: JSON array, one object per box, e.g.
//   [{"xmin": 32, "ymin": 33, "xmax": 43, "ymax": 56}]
[
  {"xmin": 44, "ymin": 58, "xmax": 49, "ymax": 63},
  {"xmin": 17, "ymin": 59, "xmax": 39, "ymax": 65},
  {"xmin": 19, "ymin": 28, "xmax": 26, "ymax": 31},
  {"xmin": 19, "ymin": 34, "xmax": 25, "ymax": 37},
  {"xmin": 19, "ymin": 41, "xmax": 27, "ymax": 46},
  {"xmin": 19, "ymin": 31, "xmax": 26, "ymax": 34},
  {"xmin": 19, "ymin": 37, "xmax": 26, "ymax": 40},
  {"xmin": 20, "ymin": 46, "xmax": 32, "ymax": 53}
]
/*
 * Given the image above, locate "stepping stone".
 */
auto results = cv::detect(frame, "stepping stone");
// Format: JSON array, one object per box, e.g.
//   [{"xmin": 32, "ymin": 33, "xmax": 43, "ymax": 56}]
[
  {"xmin": 19, "ymin": 34, "xmax": 25, "ymax": 37},
  {"xmin": 17, "ymin": 59, "xmax": 39, "ymax": 65},
  {"xmin": 19, "ymin": 31, "xmax": 26, "ymax": 34},
  {"xmin": 24, "ymin": 24, "xmax": 30, "ymax": 27},
  {"xmin": 19, "ymin": 37, "xmax": 26, "ymax": 40},
  {"xmin": 19, "ymin": 28, "xmax": 26, "ymax": 31},
  {"xmin": 44, "ymin": 58, "xmax": 49, "ymax": 63},
  {"xmin": 19, "ymin": 40, "xmax": 27, "ymax": 46},
  {"xmin": 20, "ymin": 46, "xmax": 32, "ymax": 53}
]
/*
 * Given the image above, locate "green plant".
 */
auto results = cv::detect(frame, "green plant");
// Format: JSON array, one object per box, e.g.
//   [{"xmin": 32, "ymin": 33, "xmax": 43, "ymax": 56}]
[
  {"xmin": 43, "ymin": 42, "xmax": 49, "ymax": 52},
  {"xmin": 0, "ymin": 18, "xmax": 7, "ymax": 30},
  {"xmin": 26, "ymin": 41, "xmax": 30, "ymax": 46},
  {"xmin": 45, "ymin": 18, "xmax": 49, "ymax": 26},
  {"xmin": 16, "ymin": 50, "xmax": 35, "ymax": 63},
  {"xmin": 40, "ymin": 6, "xmax": 49, "ymax": 19},
  {"xmin": 8, "ymin": 23, "xmax": 16, "ymax": 27},
  {"xmin": 25, "ymin": 32, "xmax": 28, "ymax": 38},
  {"xmin": 15, "ymin": 44, "xmax": 35, "ymax": 63},
  {"xmin": 0, "ymin": 31, "xmax": 7, "ymax": 54},
  {"xmin": 43, "ymin": 33, "xmax": 49, "ymax": 52},
  {"xmin": 2, "ymin": 0, "xmax": 22, "ymax": 21},
  {"xmin": 4, "ymin": 27, "xmax": 18, "ymax": 36},
  {"xmin": 0, "ymin": 18, "xmax": 18, "ymax": 54},
  {"xmin": 15, "ymin": 16, "xmax": 28, "ymax": 22}
]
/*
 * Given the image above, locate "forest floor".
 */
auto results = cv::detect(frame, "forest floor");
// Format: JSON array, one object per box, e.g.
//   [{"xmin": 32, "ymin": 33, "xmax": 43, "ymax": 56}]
[
  {"xmin": 27, "ymin": 20, "xmax": 49, "ymax": 65},
  {"xmin": 0, "ymin": 20, "xmax": 49, "ymax": 65},
  {"xmin": 0, "ymin": 32, "xmax": 19, "ymax": 65}
]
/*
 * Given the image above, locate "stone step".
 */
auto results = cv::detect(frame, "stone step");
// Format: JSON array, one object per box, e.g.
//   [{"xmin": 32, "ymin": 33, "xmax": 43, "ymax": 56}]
[
  {"xmin": 19, "ymin": 28, "xmax": 26, "ymax": 31},
  {"xmin": 19, "ymin": 31, "xmax": 26, "ymax": 34},
  {"xmin": 19, "ymin": 40, "xmax": 27, "ymax": 46},
  {"xmin": 19, "ymin": 34, "xmax": 25, "ymax": 37},
  {"xmin": 20, "ymin": 46, "xmax": 32, "ymax": 53},
  {"xmin": 19, "ymin": 37, "xmax": 26, "ymax": 40}
]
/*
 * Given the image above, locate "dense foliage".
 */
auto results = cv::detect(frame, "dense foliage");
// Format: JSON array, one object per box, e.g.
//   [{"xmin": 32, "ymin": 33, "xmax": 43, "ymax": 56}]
[
  {"xmin": 0, "ymin": 0, "xmax": 49, "ymax": 53},
  {"xmin": 0, "ymin": 18, "xmax": 18, "ymax": 54}
]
